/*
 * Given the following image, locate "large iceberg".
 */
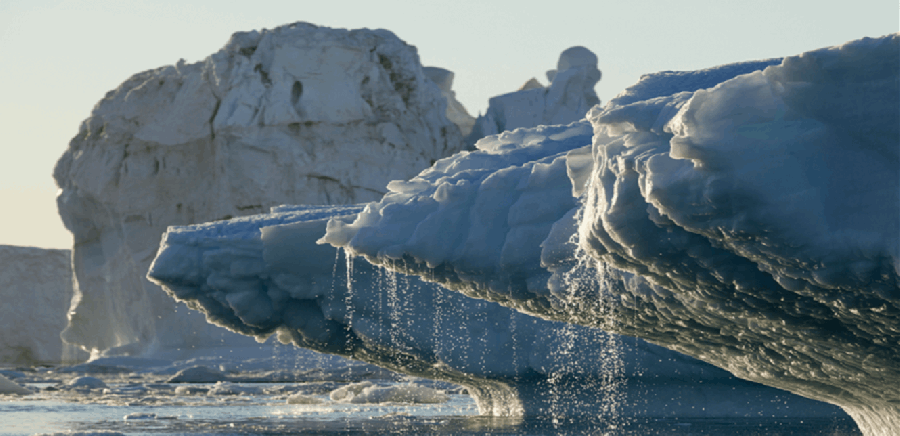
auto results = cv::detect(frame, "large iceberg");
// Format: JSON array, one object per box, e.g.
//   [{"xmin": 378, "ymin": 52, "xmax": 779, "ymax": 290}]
[
  {"xmin": 0, "ymin": 245, "xmax": 84, "ymax": 364},
  {"xmin": 148, "ymin": 205, "xmax": 843, "ymax": 418},
  {"xmin": 53, "ymin": 22, "xmax": 466, "ymax": 356},
  {"xmin": 319, "ymin": 34, "xmax": 899, "ymax": 435}
]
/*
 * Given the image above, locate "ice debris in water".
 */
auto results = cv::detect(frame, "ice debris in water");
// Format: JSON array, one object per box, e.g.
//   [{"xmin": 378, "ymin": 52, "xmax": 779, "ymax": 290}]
[{"xmin": 0, "ymin": 373, "xmax": 31, "ymax": 395}]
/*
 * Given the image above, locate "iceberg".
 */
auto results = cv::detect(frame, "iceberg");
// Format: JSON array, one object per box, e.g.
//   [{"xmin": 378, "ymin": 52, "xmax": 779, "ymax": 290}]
[
  {"xmin": 319, "ymin": 34, "xmax": 899, "ymax": 435},
  {"xmin": 53, "ymin": 22, "xmax": 466, "ymax": 356},
  {"xmin": 0, "ymin": 245, "xmax": 84, "ymax": 364},
  {"xmin": 467, "ymin": 46, "xmax": 602, "ymax": 145},
  {"xmin": 149, "ymin": 204, "xmax": 843, "ymax": 418},
  {"xmin": 423, "ymin": 67, "xmax": 476, "ymax": 137}
]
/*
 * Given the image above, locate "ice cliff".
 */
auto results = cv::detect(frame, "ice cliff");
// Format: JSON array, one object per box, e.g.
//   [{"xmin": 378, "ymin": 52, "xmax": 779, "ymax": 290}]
[
  {"xmin": 423, "ymin": 67, "xmax": 476, "ymax": 138},
  {"xmin": 320, "ymin": 34, "xmax": 899, "ymax": 435},
  {"xmin": 148, "ymin": 205, "xmax": 843, "ymax": 418},
  {"xmin": 53, "ymin": 22, "xmax": 466, "ymax": 356},
  {"xmin": 0, "ymin": 245, "xmax": 82, "ymax": 364},
  {"xmin": 468, "ymin": 46, "xmax": 601, "ymax": 144}
]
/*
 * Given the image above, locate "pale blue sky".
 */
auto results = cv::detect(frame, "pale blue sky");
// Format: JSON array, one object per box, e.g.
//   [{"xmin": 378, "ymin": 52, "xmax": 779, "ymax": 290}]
[{"xmin": 1, "ymin": 0, "xmax": 896, "ymax": 249}]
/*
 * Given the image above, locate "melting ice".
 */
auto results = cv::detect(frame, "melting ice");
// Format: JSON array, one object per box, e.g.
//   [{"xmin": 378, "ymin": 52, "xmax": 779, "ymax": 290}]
[{"xmin": 316, "ymin": 34, "xmax": 899, "ymax": 436}]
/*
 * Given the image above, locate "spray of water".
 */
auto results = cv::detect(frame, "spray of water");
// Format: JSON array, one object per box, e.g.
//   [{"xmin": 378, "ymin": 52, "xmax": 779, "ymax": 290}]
[{"xmin": 545, "ymin": 209, "xmax": 624, "ymax": 432}]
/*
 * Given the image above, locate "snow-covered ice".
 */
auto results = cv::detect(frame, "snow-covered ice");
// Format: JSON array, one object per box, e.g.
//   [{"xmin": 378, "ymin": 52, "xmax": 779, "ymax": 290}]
[
  {"xmin": 319, "ymin": 34, "xmax": 899, "ymax": 436},
  {"xmin": 52, "ymin": 22, "xmax": 467, "ymax": 357}
]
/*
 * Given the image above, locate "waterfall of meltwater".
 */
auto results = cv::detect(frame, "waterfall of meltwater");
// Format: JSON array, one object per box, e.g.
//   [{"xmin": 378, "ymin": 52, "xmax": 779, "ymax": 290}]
[
  {"xmin": 546, "ymin": 218, "xmax": 624, "ymax": 430},
  {"xmin": 344, "ymin": 248, "xmax": 355, "ymax": 330}
]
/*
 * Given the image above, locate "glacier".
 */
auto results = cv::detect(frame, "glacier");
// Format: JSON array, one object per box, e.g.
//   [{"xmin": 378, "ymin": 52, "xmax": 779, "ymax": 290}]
[
  {"xmin": 148, "ymin": 204, "xmax": 843, "ymax": 418},
  {"xmin": 318, "ymin": 34, "xmax": 899, "ymax": 435},
  {"xmin": 52, "ymin": 22, "xmax": 467, "ymax": 357}
]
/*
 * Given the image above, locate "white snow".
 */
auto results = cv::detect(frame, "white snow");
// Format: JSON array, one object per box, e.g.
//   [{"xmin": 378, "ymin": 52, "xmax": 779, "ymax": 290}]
[
  {"xmin": 0, "ymin": 245, "xmax": 81, "ymax": 364},
  {"xmin": 52, "ymin": 21, "xmax": 466, "ymax": 358},
  {"xmin": 318, "ymin": 34, "xmax": 899, "ymax": 436}
]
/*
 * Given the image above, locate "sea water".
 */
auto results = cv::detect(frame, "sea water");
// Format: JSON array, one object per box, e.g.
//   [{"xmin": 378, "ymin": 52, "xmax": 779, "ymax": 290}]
[{"xmin": 0, "ymin": 375, "xmax": 861, "ymax": 436}]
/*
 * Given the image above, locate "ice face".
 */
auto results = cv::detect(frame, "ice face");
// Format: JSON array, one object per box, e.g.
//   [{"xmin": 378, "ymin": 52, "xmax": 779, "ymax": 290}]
[
  {"xmin": 579, "ymin": 34, "xmax": 900, "ymax": 435},
  {"xmin": 149, "ymin": 204, "xmax": 845, "ymax": 419},
  {"xmin": 52, "ymin": 22, "xmax": 466, "ymax": 357},
  {"xmin": 320, "ymin": 34, "xmax": 899, "ymax": 435},
  {"xmin": 0, "ymin": 245, "xmax": 84, "ymax": 364},
  {"xmin": 423, "ymin": 66, "xmax": 476, "ymax": 137}
]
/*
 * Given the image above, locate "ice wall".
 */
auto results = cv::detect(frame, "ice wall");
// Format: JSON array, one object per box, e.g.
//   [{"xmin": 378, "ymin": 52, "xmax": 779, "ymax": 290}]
[
  {"xmin": 148, "ymin": 205, "xmax": 843, "ymax": 418},
  {"xmin": 0, "ymin": 245, "xmax": 83, "ymax": 364},
  {"xmin": 468, "ymin": 46, "xmax": 601, "ymax": 144},
  {"xmin": 53, "ymin": 22, "xmax": 465, "ymax": 356},
  {"xmin": 321, "ymin": 34, "xmax": 899, "ymax": 435},
  {"xmin": 423, "ymin": 67, "xmax": 476, "ymax": 137}
]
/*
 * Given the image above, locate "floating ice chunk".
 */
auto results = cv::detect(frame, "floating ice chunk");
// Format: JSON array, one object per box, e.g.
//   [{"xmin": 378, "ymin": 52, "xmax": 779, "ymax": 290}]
[
  {"xmin": 166, "ymin": 365, "xmax": 229, "ymax": 383},
  {"xmin": 0, "ymin": 373, "xmax": 31, "ymax": 395},
  {"xmin": 31, "ymin": 432, "xmax": 126, "ymax": 436},
  {"xmin": 207, "ymin": 381, "xmax": 261, "ymax": 396},
  {"xmin": 123, "ymin": 413, "xmax": 157, "ymax": 420},
  {"xmin": 64, "ymin": 376, "xmax": 108, "ymax": 390},
  {"xmin": 350, "ymin": 384, "xmax": 449, "ymax": 404},
  {"xmin": 329, "ymin": 381, "xmax": 375, "ymax": 402},
  {"xmin": 174, "ymin": 385, "xmax": 209, "ymax": 396},
  {"xmin": 286, "ymin": 393, "xmax": 326, "ymax": 405}
]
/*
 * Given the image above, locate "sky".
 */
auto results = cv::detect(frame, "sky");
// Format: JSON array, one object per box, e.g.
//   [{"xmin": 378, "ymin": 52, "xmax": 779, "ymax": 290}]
[{"xmin": 0, "ymin": 0, "xmax": 896, "ymax": 250}]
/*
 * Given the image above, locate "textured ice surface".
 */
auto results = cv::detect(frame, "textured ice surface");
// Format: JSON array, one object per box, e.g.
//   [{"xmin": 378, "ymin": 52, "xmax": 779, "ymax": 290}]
[
  {"xmin": 0, "ymin": 245, "xmax": 82, "ymax": 364},
  {"xmin": 321, "ymin": 34, "xmax": 899, "ymax": 435},
  {"xmin": 53, "ymin": 21, "xmax": 466, "ymax": 357},
  {"xmin": 149, "ymin": 204, "xmax": 844, "ymax": 419}
]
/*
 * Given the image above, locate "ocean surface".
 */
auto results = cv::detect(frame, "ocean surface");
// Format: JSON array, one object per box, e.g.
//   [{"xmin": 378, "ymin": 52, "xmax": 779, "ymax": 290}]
[{"xmin": 1, "ymin": 376, "xmax": 861, "ymax": 436}]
